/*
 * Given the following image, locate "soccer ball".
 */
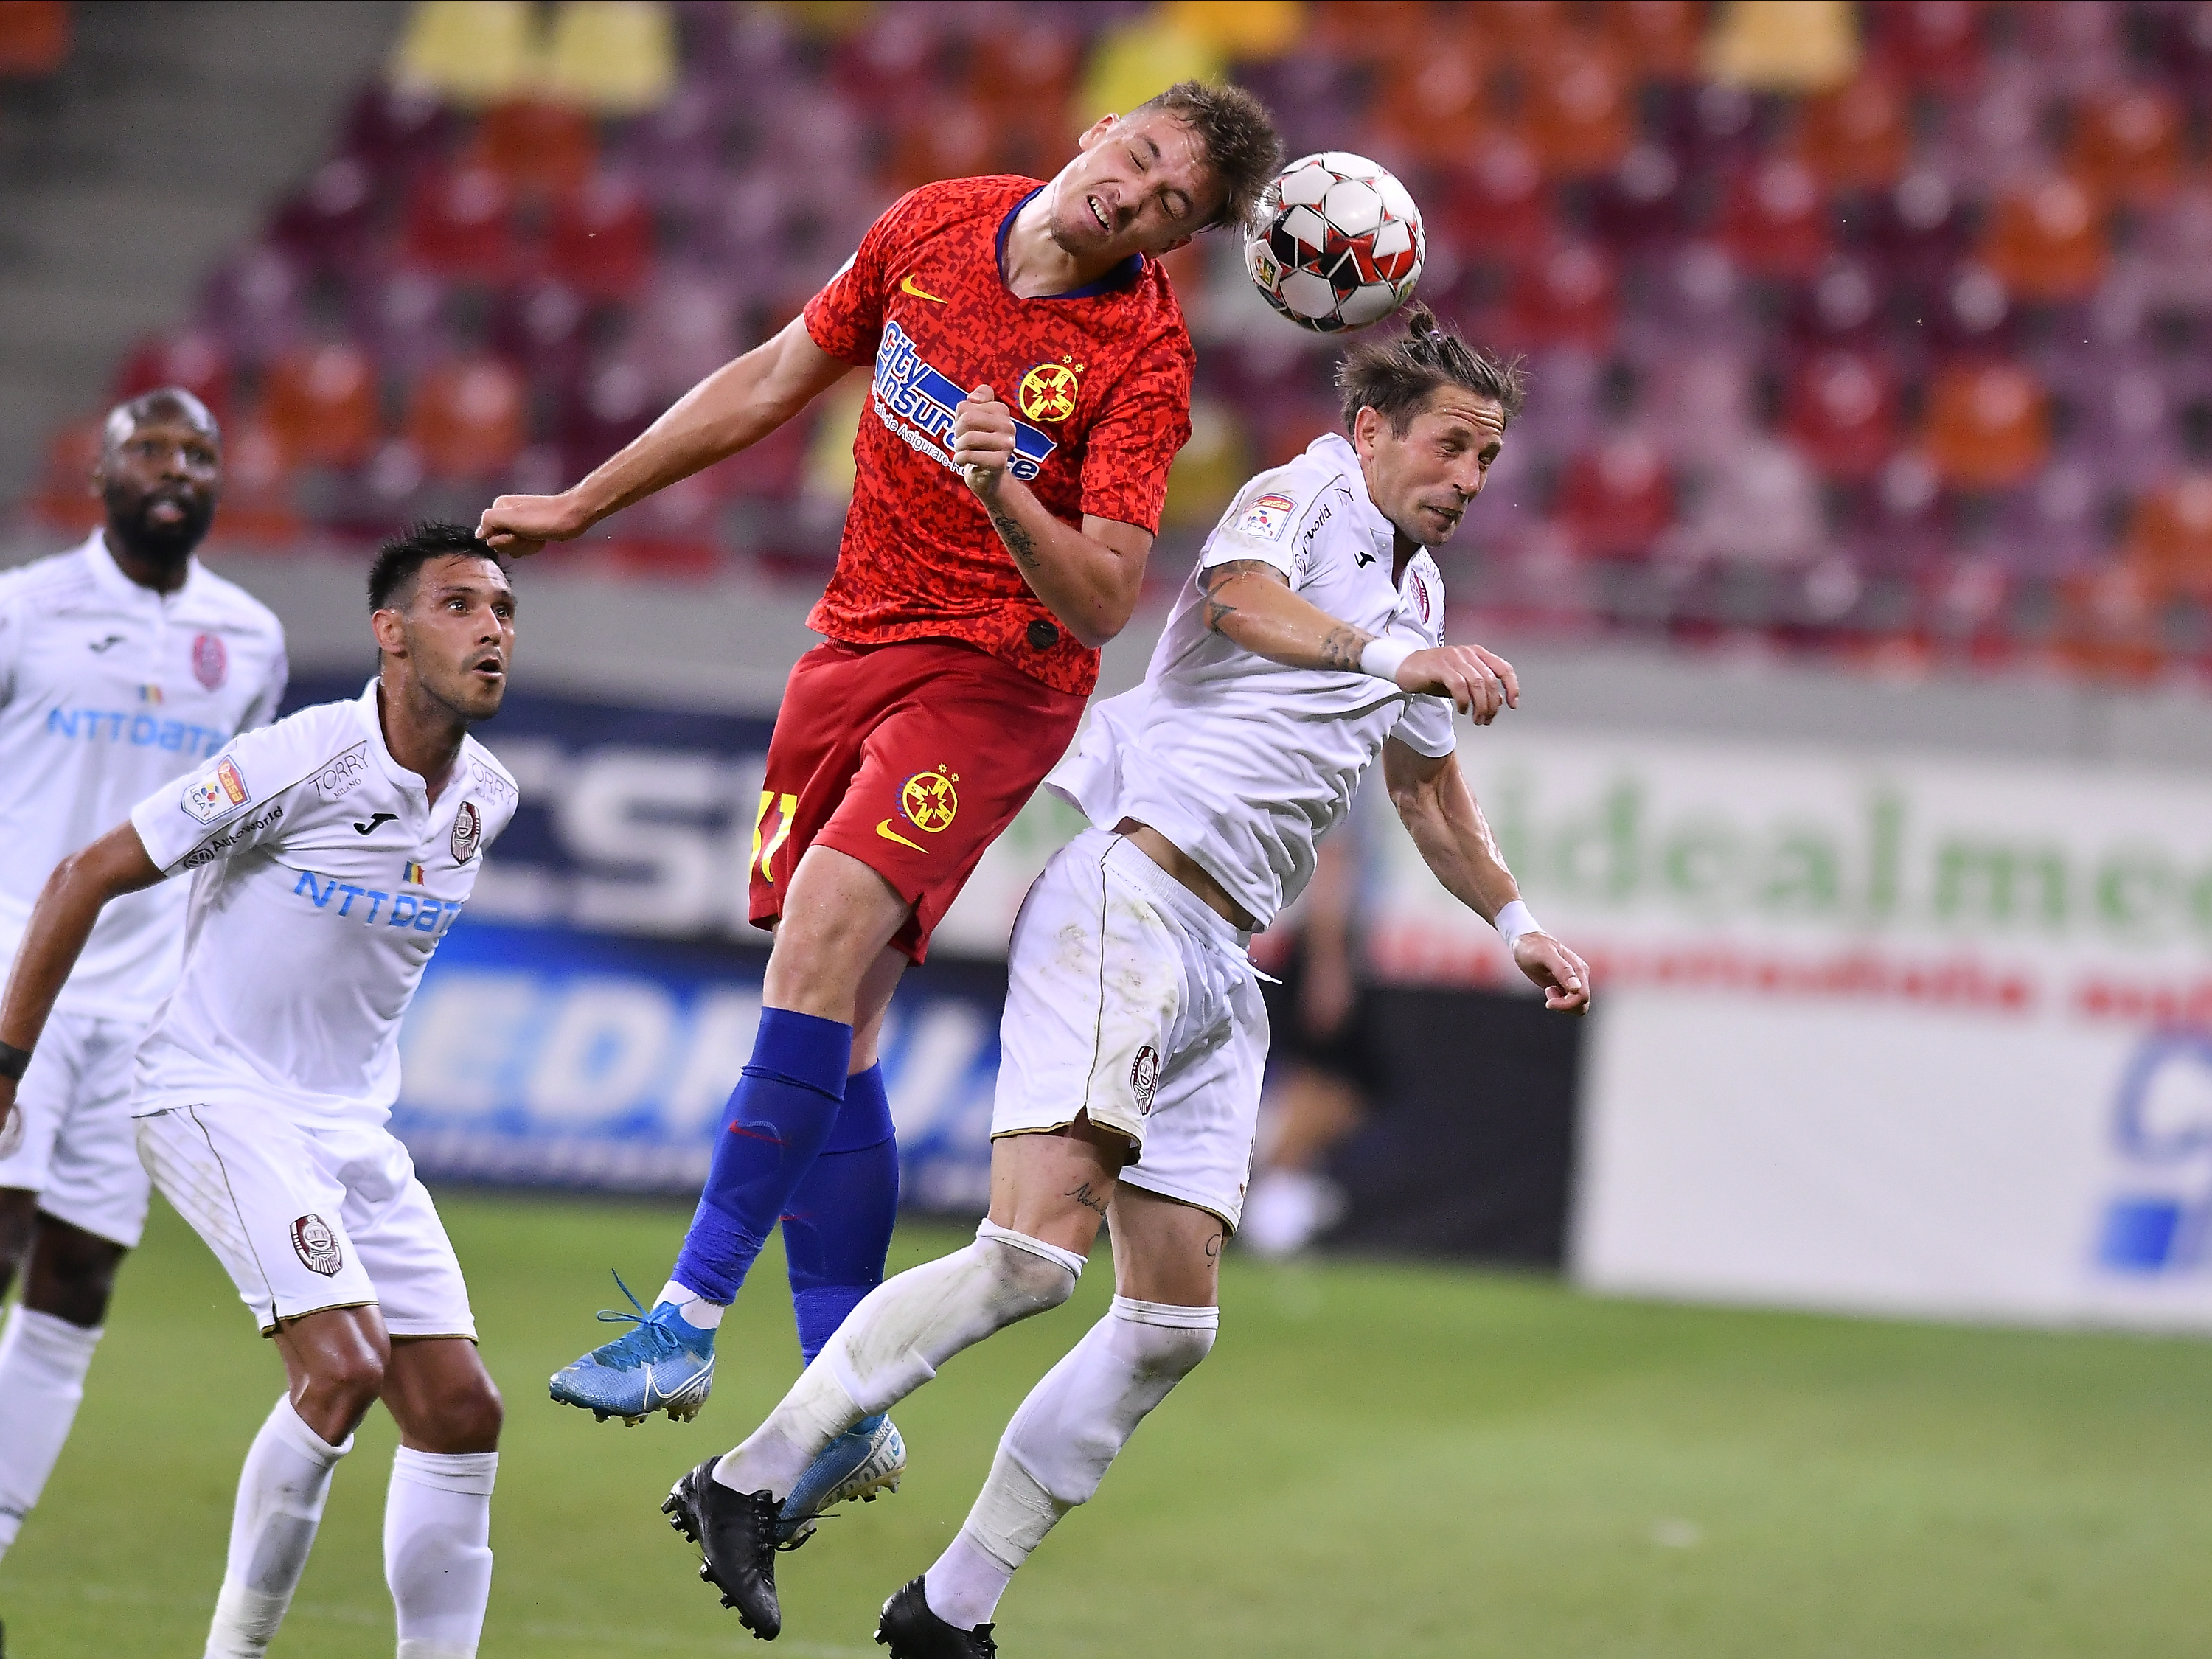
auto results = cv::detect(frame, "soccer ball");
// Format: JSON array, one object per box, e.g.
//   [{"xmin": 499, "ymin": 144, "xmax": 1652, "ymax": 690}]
[{"xmin": 1245, "ymin": 152, "xmax": 1425, "ymax": 334}]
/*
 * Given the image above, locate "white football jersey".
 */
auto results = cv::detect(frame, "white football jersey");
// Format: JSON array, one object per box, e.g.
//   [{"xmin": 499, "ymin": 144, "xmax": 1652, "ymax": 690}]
[
  {"xmin": 1049, "ymin": 432, "xmax": 1457, "ymax": 931},
  {"xmin": 0, "ymin": 532, "xmax": 288, "ymax": 1018},
  {"xmin": 128, "ymin": 681, "xmax": 518, "ymax": 1121}
]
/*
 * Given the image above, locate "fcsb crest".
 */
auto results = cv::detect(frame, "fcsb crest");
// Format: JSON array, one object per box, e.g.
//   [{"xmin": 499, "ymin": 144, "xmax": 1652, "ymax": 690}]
[
  {"xmin": 1018, "ymin": 359, "xmax": 1082, "ymax": 423},
  {"xmin": 900, "ymin": 766, "xmax": 959, "ymax": 832}
]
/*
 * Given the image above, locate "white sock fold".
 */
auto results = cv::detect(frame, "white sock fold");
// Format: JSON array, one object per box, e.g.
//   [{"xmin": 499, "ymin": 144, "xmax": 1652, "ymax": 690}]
[
  {"xmin": 714, "ymin": 1222, "xmax": 1081, "ymax": 1499},
  {"xmin": 926, "ymin": 1295, "xmax": 1218, "ymax": 1628},
  {"xmin": 386, "ymin": 1447, "xmax": 498, "ymax": 1659},
  {"xmin": 657, "ymin": 1278, "xmax": 724, "ymax": 1328},
  {"xmin": 204, "ymin": 1395, "xmax": 351, "ymax": 1659},
  {"xmin": 0, "ymin": 1304, "xmax": 102, "ymax": 1562}
]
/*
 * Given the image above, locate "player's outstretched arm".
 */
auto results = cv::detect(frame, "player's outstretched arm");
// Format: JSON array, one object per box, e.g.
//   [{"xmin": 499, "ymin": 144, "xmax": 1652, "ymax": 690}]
[
  {"xmin": 951, "ymin": 386, "xmax": 1152, "ymax": 648},
  {"xmin": 1200, "ymin": 561, "xmax": 1520, "ymax": 725},
  {"xmin": 1382, "ymin": 737, "xmax": 1590, "ymax": 1015},
  {"xmin": 476, "ymin": 315, "xmax": 855, "ymax": 556},
  {"xmin": 0, "ymin": 824, "xmax": 164, "ymax": 1133}
]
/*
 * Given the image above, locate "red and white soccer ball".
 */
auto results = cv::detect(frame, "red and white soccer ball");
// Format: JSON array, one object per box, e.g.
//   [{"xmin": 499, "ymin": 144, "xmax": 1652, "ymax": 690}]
[{"xmin": 1245, "ymin": 152, "xmax": 1425, "ymax": 334}]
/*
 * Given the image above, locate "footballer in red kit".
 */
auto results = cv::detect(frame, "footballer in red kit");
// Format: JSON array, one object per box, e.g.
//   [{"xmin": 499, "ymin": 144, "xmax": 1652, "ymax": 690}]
[{"xmin": 477, "ymin": 81, "xmax": 1281, "ymax": 1593}]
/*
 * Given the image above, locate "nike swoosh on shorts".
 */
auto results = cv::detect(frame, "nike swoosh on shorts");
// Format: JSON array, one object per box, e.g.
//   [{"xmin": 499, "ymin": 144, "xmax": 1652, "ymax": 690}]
[{"xmin": 876, "ymin": 818, "xmax": 928, "ymax": 852}]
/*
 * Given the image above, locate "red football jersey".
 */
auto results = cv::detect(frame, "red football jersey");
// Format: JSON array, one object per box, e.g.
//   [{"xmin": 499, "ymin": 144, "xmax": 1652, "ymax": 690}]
[{"xmin": 802, "ymin": 175, "xmax": 1196, "ymax": 697}]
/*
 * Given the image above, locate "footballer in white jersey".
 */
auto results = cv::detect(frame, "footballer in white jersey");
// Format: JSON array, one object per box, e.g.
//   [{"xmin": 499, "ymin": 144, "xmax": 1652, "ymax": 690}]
[
  {"xmin": 0, "ymin": 522, "xmax": 518, "ymax": 1659},
  {"xmin": 701, "ymin": 307, "xmax": 1593, "ymax": 1658},
  {"xmin": 0, "ymin": 389, "xmax": 283, "ymax": 1570}
]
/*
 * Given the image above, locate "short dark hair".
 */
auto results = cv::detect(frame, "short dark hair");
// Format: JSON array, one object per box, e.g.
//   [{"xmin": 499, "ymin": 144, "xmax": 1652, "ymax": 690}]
[
  {"xmin": 368, "ymin": 521, "xmax": 506, "ymax": 613},
  {"xmin": 1335, "ymin": 304, "xmax": 1526, "ymax": 435},
  {"xmin": 1134, "ymin": 80, "xmax": 1283, "ymax": 232}
]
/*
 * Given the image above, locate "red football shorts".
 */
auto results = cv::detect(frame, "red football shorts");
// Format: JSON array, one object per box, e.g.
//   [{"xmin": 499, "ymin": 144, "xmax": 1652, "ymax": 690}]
[{"xmin": 749, "ymin": 639, "xmax": 1087, "ymax": 962}]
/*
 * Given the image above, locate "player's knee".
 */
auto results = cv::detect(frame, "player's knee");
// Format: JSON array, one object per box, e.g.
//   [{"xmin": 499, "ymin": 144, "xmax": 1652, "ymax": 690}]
[
  {"xmin": 314, "ymin": 1344, "xmax": 389, "ymax": 1414},
  {"xmin": 1115, "ymin": 1301, "xmax": 1217, "ymax": 1382},
  {"xmin": 440, "ymin": 1373, "xmax": 504, "ymax": 1450},
  {"xmin": 975, "ymin": 1236, "xmax": 1079, "ymax": 1317}
]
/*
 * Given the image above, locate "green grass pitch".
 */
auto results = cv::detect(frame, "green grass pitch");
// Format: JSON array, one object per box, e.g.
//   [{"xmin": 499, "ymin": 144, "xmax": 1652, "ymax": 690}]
[{"xmin": 4, "ymin": 1189, "xmax": 2210, "ymax": 1657}]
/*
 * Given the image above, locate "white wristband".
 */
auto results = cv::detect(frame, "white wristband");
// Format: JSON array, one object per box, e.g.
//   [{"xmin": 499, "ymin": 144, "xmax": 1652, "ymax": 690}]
[
  {"xmin": 1359, "ymin": 635, "xmax": 1415, "ymax": 684},
  {"xmin": 1494, "ymin": 900, "xmax": 1543, "ymax": 947}
]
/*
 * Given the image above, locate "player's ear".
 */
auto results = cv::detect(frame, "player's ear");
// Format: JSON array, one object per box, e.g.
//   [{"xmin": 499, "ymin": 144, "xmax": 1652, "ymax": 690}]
[
  {"xmin": 370, "ymin": 605, "xmax": 408, "ymax": 657},
  {"xmin": 1075, "ymin": 113, "xmax": 1119, "ymax": 151},
  {"xmin": 1156, "ymin": 232, "xmax": 1196, "ymax": 256},
  {"xmin": 1352, "ymin": 404, "xmax": 1382, "ymax": 456}
]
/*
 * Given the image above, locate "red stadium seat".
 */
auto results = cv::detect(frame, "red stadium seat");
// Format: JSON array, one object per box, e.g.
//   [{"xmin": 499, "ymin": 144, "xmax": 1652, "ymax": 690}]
[
  {"xmin": 1868, "ymin": 0, "xmax": 1986, "ymax": 91},
  {"xmin": 403, "ymin": 159, "xmax": 521, "ymax": 284},
  {"xmin": 1597, "ymin": 0, "xmax": 1703, "ymax": 82},
  {"xmin": 1924, "ymin": 361, "xmax": 2050, "ymax": 492},
  {"xmin": 1434, "ymin": 129, "xmax": 1552, "ymax": 263},
  {"xmin": 261, "ymin": 342, "xmax": 383, "ymax": 470},
  {"xmin": 268, "ymin": 156, "xmax": 380, "ymax": 274},
  {"xmin": 112, "ymin": 331, "xmax": 233, "ymax": 426},
  {"xmin": 0, "ymin": 0, "xmax": 69, "ymax": 77},
  {"xmin": 2070, "ymin": 86, "xmax": 2183, "ymax": 207},
  {"xmin": 29, "ymin": 417, "xmax": 103, "ymax": 533},
  {"xmin": 1799, "ymin": 72, "xmax": 1910, "ymax": 193},
  {"xmin": 1368, "ymin": 41, "xmax": 1489, "ymax": 167},
  {"xmin": 1500, "ymin": 240, "xmax": 1618, "ymax": 349},
  {"xmin": 406, "ymin": 356, "xmax": 528, "ymax": 481},
  {"xmin": 1979, "ymin": 173, "xmax": 2109, "ymax": 303},
  {"xmin": 338, "ymin": 80, "xmax": 454, "ymax": 184},
  {"xmin": 477, "ymin": 100, "xmax": 598, "ymax": 201},
  {"xmin": 546, "ymin": 173, "xmax": 655, "ymax": 302},
  {"xmin": 1784, "ymin": 349, "xmax": 1899, "ymax": 482},
  {"xmin": 1718, "ymin": 156, "xmax": 1831, "ymax": 280},
  {"xmin": 1555, "ymin": 436, "xmax": 1675, "ymax": 560},
  {"xmin": 1526, "ymin": 39, "xmax": 1634, "ymax": 179}
]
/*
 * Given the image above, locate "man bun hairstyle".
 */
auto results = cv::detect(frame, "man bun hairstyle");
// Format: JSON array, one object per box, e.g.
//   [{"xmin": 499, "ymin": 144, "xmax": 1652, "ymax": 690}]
[
  {"xmin": 1335, "ymin": 303, "xmax": 1526, "ymax": 435},
  {"xmin": 1135, "ymin": 80, "xmax": 1283, "ymax": 232},
  {"xmin": 368, "ymin": 521, "xmax": 507, "ymax": 613}
]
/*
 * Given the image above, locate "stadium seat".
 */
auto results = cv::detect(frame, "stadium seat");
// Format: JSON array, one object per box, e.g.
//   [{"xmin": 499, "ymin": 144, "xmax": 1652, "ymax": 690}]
[
  {"xmin": 2126, "ymin": 475, "xmax": 2212, "ymax": 600},
  {"xmin": 403, "ymin": 159, "xmax": 521, "ymax": 283},
  {"xmin": 261, "ymin": 342, "xmax": 383, "ymax": 470},
  {"xmin": 1642, "ymin": 350, "xmax": 1756, "ymax": 465},
  {"xmin": 1598, "ymin": 0, "xmax": 1703, "ymax": 83},
  {"xmin": 1368, "ymin": 41, "xmax": 1488, "ymax": 167},
  {"xmin": 1987, "ymin": 459, "xmax": 2107, "ymax": 577},
  {"xmin": 491, "ymin": 277, "xmax": 592, "ymax": 394},
  {"xmin": 28, "ymin": 417, "xmax": 104, "ymax": 533},
  {"xmin": 1979, "ymin": 173, "xmax": 2109, "ymax": 303},
  {"xmin": 1555, "ymin": 435, "xmax": 1675, "ymax": 559},
  {"xmin": 390, "ymin": 0, "xmax": 538, "ymax": 107},
  {"xmin": 2054, "ymin": 561, "xmax": 2166, "ymax": 679},
  {"xmin": 1924, "ymin": 361, "xmax": 2050, "ymax": 491},
  {"xmin": 622, "ymin": 268, "xmax": 740, "ymax": 397},
  {"xmin": 406, "ymin": 356, "xmax": 529, "ymax": 480},
  {"xmin": 0, "ymin": 0, "xmax": 69, "ymax": 77},
  {"xmin": 1798, "ymin": 71, "xmax": 1908, "ymax": 192},
  {"xmin": 1500, "ymin": 240, "xmax": 1618, "ymax": 350},
  {"xmin": 1866, "ymin": 0, "xmax": 1985, "ymax": 91},
  {"xmin": 2135, "ymin": 186, "xmax": 2212, "ymax": 313},
  {"xmin": 1672, "ymin": 433, "xmax": 1825, "ymax": 566},
  {"xmin": 1864, "ymin": 169, "xmax": 1969, "ymax": 288},
  {"xmin": 348, "ymin": 265, "xmax": 457, "ymax": 379},
  {"xmin": 1921, "ymin": 263, "xmax": 2018, "ymax": 363},
  {"xmin": 1717, "ymin": 156, "xmax": 1832, "ymax": 279},
  {"xmin": 1433, "ymin": 129, "xmax": 1551, "ymax": 262},
  {"xmin": 1784, "ymin": 257, "xmax": 1888, "ymax": 357},
  {"xmin": 547, "ymin": 172, "xmax": 655, "ymax": 301},
  {"xmin": 2069, "ymin": 86, "xmax": 2183, "ymax": 208},
  {"xmin": 336, "ymin": 80, "xmax": 453, "ymax": 184},
  {"xmin": 197, "ymin": 243, "xmax": 304, "ymax": 366},
  {"xmin": 1161, "ymin": 399, "xmax": 1256, "ymax": 531},
  {"xmin": 209, "ymin": 417, "xmax": 304, "ymax": 546},
  {"xmin": 1784, "ymin": 349, "xmax": 1899, "ymax": 481},
  {"xmin": 1525, "ymin": 38, "xmax": 1635, "ymax": 179},
  {"xmin": 112, "ymin": 331, "xmax": 233, "ymax": 425},
  {"xmin": 478, "ymin": 100, "xmax": 598, "ymax": 201},
  {"xmin": 1702, "ymin": 0, "xmax": 1860, "ymax": 92},
  {"xmin": 560, "ymin": 356, "xmax": 660, "ymax": 479},
  {"xmin": 544, "ymin": 0, "xmax": 678, "ymax": 116},
  {"xmin": 268, "ymin": 156, "xmax": 380, "ymax": 274},
  {"xmin": 1589, "ymin": 142, "xmax": 1686, "ymax": 249}
]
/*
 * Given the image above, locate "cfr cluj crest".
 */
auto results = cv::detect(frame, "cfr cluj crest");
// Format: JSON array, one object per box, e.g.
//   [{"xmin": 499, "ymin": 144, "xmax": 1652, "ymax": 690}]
[{"xmin": 192, "ymin": 631, "xmax": 227, "ymax": 690}]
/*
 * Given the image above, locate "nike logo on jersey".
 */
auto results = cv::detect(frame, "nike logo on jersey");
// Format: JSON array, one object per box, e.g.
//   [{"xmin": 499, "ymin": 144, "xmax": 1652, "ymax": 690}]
[
  {"xmin": 876, "ymin": 818, "xmax": 928, "ymax": 853},
  {"xmin": 88, "ymin": 634, "xmax": 126, "ymax": 653},
  {"xmin": 899, "ymin": 273, "xmax": 947, "ymax": 303},
  {"xmin": 352, "ymin": 812, "xmax": 398, "ymax": 835}
]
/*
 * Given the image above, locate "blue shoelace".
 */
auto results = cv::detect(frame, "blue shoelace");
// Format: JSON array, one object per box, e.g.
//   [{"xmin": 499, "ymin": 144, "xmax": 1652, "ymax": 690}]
[{"xmin": 583, "ymin": 1270, "xmax": 698, "ymax": 1369}]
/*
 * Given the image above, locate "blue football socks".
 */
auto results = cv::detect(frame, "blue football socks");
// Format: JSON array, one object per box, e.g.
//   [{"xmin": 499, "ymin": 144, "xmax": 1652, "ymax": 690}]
[
  {"xmin": 782, "ymin": 1063, "xmax": 901, "ymax": 1363},
  {"xmin": 673, "ymin": 1008, "xmax": 852, "ymax": 1305}
]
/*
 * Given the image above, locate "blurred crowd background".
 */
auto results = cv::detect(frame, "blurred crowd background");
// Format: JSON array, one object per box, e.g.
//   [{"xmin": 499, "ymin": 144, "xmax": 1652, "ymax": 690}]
[{"xmin": 10, "ymin": 0, "xmax": 2212, "ymax": 678}]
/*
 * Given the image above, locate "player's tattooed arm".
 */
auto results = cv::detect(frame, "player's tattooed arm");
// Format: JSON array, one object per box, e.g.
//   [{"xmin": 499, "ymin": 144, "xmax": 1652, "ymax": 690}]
[
  {"xmin": 1199, "ymin": 559, "xmax": 1389, "ymax": 673},
  {"xmin": 984, "ymin": 498, "xmax": 1043, "ymax": 574}
]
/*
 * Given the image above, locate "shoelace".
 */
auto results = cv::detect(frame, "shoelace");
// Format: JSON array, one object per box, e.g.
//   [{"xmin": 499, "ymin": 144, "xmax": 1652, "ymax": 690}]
[{"xmin": 585, "ymin": 1270, "xmax": 689, "ymax": 1370}]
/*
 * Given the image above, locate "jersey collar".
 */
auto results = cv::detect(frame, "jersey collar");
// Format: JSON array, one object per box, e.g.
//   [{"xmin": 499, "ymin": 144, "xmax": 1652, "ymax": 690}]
[
  {"xmin": 998, "ymin": 187, "xmax": 1144, "ymax": 299},
  {"xmin": 80, "ymin": 527, "xmax": 204, "ymax": 611}
]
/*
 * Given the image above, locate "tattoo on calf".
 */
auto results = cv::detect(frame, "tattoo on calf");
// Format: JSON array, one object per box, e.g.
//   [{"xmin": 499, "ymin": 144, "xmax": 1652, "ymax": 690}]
[
  {"xmin": 1063, "ymin": 1180, "xmax": 1110, "ymax": 1219},
  {"xmin": 1203, "ymin": 1230, "xmax": 1224, "ymax": 1262}
]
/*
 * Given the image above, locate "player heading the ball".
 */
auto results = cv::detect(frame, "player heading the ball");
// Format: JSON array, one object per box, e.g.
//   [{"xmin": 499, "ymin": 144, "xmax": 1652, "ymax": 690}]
[
  {"xmin": 479, "ymin": 82, "xmax": 1283, "ymax": 1562},
  {"xmin": 0, "ymin": 524, "xmax": 519, "ymax": 1659},
  {"xmin": 686, "ymin": 307, "xmax": 1590, "ymax": 1655}
]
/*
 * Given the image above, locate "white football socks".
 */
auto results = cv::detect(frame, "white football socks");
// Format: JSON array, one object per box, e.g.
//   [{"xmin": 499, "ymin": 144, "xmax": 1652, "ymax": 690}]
[
  {"xmin": 386, "ymin": 1447, "xmax": 498, "ymax": 1659},
  {"xmin": 204, "ymin": 1395, "xmax": 352, "ymax": 1659},
  {"xmin": 656, "ymin": 1279, "xmax": 724, "ymax": 1329},
  {"xmin": 714, "ymin": 1220, "xmax": 1083, "ymax": 1498},
  {"xmin": 923, "ymin": 1296, "xmax": 1217, "ymax": 1630},
  {"xmin": 0, "ymin": 1305, "xmax": 102, "ymax": 1562}
]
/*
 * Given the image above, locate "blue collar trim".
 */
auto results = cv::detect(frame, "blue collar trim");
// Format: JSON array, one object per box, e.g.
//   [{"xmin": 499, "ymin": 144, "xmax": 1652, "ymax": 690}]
[{"xmin": 998, "ymin": 187, "xmax": 1144, "ymax": 299}]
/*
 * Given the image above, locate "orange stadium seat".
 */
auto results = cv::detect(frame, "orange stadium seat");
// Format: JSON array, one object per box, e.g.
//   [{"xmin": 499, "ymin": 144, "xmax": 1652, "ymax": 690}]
[
  {"xmin": 1368, "ymin": 41, "xmax": 1489, "ymax": 167},
  {"xmin": 403, "ymin": 159, "xmax": 521, "ymax": 283},
  {"xmin": 1799, "ymin": 72, "xmax": 1909, "ymax": 192},
  {"xmin": 0, "ymin": 0, "xmax": 69, "ymax": 77},
  {"xmin": 1979, "ymin": 173, "xmax": 2108, "ymax": 303},
  {"xmin": 261, "ymin": 343, "xmax": 383, "ymax": 470},
  {"xmin": 2070, "ymin": 86, "xmax": 2183, "ymax": 208},
  {"xmin": 1525, "ymin": 38, "xmax": 1634, "ymax": 179},
  {"xmin": 1924, "ymin": 361, "xmax": 2050, "ymax": 492},
  {"xmin": 209, "ymin": 418, "xmax": 305, "ymax": 547},
  {"xmin": 2124, "ymin": 474, "xmax": 2212, "ymax": 601},
  {"xmin": 1598, "ymin": 0, "xmax": 1703, "ymax": 82},
  {"xmin": 2054, "ymin": 562, "xmax": 2167, "ymax": 681},
  {"xmin": 477, "ymin": 100, "xmax": 598, "ymax": 200},
  {"xmin": 406, "ymin": 356, "xmax": 528, "ymax": 480}
]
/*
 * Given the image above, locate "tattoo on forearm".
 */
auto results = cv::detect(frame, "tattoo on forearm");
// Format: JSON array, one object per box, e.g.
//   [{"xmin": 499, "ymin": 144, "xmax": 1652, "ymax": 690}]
[
  {"xmin": 1064, "ymin": 1181, "xmax": 1110, "ymax": 1219},
  {"xmin": 987, "ymin": 501, "xmax": 1042, "ymax": 572},
  {"xmin": 1321, "ymin": 625, "xmax": 1373, "ymax": 670}
]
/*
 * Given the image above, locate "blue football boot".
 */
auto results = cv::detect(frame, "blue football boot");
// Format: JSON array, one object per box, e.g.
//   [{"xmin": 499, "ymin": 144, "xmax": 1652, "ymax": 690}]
[
  {"xmin": 549, "ymin": 1272, "xmax": 717, "ymax": 1425},
  {"xmin": 775, "ymin": 1413, "xmax": 908, "ymax": 1548}
]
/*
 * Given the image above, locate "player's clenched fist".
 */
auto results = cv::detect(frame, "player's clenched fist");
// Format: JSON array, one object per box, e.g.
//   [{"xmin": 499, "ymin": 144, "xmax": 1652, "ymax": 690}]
[
  {"xmin": 1395, "ymin": 643, "xmax": 1520, "ymax": 725},
  {"xmin": 952, "ymin": 385, "xmax": 1018, "ymax": 497},
  {"xmin": 1514, "ymin": 931, "xmax": 1593, "ymax": 1015},
  {"xmin": 476, "ymin": 491, "xmax": 591, "ymax": 558}
]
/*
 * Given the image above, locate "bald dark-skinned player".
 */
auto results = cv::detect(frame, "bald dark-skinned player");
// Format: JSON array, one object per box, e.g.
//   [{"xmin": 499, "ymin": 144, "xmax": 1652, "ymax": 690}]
[{"xmin": 0, "ymin": 391, "xmax": 287, "ymax": 1573}]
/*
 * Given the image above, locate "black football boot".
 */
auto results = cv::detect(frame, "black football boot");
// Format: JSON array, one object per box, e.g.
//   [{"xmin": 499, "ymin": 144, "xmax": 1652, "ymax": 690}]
[
  {"xmin": 664, "ymin": 1458, "xmax": 783, "ymax": 1639},
  {"xmin": 875, "ymin": 1575, "xmax": 998, "ymax": 1658}
]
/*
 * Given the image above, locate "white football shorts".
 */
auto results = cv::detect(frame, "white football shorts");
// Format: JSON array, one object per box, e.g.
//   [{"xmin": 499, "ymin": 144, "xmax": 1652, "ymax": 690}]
[
  {"xmin": 992, "ymin": 828, "xmax": 1270, "ymax": 1229},
  {"xmin": 0, "ymin": 1010, "xmax": 153, "ymax": 1248},
  {"xmin": 135, "ymin": 1098, "xmax": 475, "ymax": 1340}
]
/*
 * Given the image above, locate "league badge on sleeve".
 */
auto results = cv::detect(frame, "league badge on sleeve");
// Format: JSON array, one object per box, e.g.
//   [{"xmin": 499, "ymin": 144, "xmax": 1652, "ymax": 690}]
[
  {"xmin": 1237, "ymin": 493, "xmax": 1298, "ymax": 540},
  {"xmin": 181, "ymin": 757, "xmax": 250, "ymax": 824},
  {"xmin": 451, "ymin": 799, "xmax": 482, "ymax": 864}
]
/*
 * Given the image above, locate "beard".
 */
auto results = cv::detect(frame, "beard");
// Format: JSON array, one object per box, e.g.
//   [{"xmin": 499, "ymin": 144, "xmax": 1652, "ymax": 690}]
[{"xmin": 105, "ymin": 481, "xmax": 215, "ymax": 564}]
